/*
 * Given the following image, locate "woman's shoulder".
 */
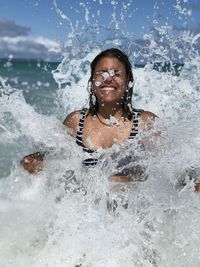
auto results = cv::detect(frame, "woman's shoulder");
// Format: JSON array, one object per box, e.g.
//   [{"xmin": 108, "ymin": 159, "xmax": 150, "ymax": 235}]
[
  {"xmin": 63, "ymin": 109, "xmax": 83, "ymax": 137},
  {"xmin": 63, "ymin": 110, "xmax": 81, "ymax": 123},
  {"xmin": 137, "ymin": 110, "xmax": 158, "ymax": 132},
  {"xmin": 140, "ymin": 110, "xmax": 158, "ymax": 121}
]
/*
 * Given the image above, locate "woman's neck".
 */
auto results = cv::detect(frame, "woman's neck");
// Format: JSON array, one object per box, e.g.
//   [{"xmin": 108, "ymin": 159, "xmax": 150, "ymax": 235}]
[{"xmin": 97, "ymin": 104, "xmax": 123, "ymax": 120}]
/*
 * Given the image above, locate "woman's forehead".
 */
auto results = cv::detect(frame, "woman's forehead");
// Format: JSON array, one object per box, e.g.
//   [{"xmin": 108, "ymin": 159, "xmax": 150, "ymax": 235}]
[{"xmin": 94, "ymin": 56, "xmax": 125, "ymax": 70}]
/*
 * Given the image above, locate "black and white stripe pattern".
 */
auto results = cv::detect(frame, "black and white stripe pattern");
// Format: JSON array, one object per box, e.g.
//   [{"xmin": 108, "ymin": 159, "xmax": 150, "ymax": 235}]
[
  {"xmin": 76, "ymin": 108, "xmax": 143, "ymax": 167},
  {"xmin": 129, "ymin": 109, "xmax": 143, "ymax": 139},
  {"xmin": 76, "ymin": 108, "xmax": 98, "ymax": 166}
]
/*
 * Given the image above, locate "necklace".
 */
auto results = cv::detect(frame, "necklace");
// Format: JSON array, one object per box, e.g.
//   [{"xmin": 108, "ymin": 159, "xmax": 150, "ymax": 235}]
[{"xmin": 96, "ymin": 113, "xmax": 123, "ymax": 127}]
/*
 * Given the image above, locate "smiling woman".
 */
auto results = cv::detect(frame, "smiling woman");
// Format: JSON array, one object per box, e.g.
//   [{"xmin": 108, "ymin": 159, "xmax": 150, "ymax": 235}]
[
  {"xmin": 63, "ymin": 49, "xmax": 158, "ymax": 179},
  {"xmin": 21, "ymin": 48, "xmax": 157, "ymax": 182}
]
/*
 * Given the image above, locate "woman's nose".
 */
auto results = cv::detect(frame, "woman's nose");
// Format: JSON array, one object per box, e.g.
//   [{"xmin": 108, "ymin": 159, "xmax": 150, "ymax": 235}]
[
  {"xmin": 104, "ymin": 79, "xmax": 112, "ymax": 84},
  {"xmin": 104, "ymin": 75, "xmax": 113, "ymax": 83}
]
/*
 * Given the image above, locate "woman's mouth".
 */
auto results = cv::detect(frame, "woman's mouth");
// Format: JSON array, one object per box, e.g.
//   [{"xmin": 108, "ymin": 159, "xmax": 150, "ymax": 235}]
[{"xmin": 100, "ymin": 86, "xmax": 115, "ymax": 92}]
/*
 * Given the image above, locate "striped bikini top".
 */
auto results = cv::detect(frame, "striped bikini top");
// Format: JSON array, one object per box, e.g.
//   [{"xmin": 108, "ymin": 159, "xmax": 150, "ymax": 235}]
[{"xmin": 76, "ymin": 108, "xmax": 144, "ymax": 167}]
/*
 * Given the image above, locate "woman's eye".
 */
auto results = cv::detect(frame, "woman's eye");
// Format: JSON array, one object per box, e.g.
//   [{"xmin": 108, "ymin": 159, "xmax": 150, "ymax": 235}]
[{"xmin": 114, "ymin": 72, "xmax": 120, "ymax": 77}]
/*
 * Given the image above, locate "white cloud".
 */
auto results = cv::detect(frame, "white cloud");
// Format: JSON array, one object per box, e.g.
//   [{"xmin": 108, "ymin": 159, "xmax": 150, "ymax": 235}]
[
  {"xmin": 34, "ymin": 36, "xmax": 61, "ymax": 53},
  {"xmin": 0, "ymin": 35, "xmax": 62, "ymax": 61}
]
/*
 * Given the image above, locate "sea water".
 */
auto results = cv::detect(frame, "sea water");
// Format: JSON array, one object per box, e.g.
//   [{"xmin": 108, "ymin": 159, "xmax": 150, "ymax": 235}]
[{"xmin": 0, "ymin": 1, "xmax": 200, "ymax": 266}]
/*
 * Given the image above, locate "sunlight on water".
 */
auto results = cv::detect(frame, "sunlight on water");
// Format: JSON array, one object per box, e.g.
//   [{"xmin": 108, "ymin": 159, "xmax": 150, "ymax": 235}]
[{"xmin": 0, "ymin": 0, "xmax": 200, "ymax": 266}]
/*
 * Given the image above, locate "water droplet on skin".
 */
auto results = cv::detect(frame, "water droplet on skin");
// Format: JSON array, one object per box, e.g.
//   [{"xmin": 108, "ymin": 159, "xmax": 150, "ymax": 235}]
[{"xmin": 95, "ymin": 81, "xmax": 102, "ymax": 87}]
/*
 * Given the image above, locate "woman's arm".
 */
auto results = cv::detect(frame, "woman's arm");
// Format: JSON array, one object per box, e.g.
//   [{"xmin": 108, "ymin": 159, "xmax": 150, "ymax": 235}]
[
  {"xmin": 21, "ymin": 111, "xmax": 80, "ymax": 174},
  {"xmin": 109, "ymin": 176, "xmax": 132, "ymax": 183},
  {"xmin": 63, "ymin": 110, "xmax": 81, "ymax": 138},
  {"xmin": 109, "ymin": 164, "xmax": 147, "ymax": 183},
  {"xmin": 138, "ymin": 111, "xmax": 160, "ymax": 147},
  {"xmin": 194, "ymin": 182, "xmax": 200, "ymax": 192}
]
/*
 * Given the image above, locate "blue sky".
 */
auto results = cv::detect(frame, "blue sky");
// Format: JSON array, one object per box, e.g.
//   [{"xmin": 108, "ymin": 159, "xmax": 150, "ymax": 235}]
[{"xmin": 0, "ymin": 0, "xmax": 199, "ymax": 61}]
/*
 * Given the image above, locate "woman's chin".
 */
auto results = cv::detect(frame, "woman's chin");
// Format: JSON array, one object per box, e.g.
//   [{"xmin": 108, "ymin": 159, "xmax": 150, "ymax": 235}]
[{"xmin": 98, "ymin": 96, "xmax": 123, "ymax": 106}]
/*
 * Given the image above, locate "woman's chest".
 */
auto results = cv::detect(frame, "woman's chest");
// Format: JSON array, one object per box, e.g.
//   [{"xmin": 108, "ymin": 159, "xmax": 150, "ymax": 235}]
[{"xmin": 82, "ymin": 119, "xmax": 133, "ymax": 149}]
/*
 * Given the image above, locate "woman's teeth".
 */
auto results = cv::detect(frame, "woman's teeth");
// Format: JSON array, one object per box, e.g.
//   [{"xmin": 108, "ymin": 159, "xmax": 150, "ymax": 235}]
[{"xmin": 101, "ymin": 87, "xmax": 115, "ymax": 92}]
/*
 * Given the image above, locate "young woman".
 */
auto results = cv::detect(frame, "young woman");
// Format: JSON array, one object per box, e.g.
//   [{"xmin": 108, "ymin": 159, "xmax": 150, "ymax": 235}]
[
  {"xmin": 21, "ymin": 48, "xmax": 200, "ymax": 189},
  {"xmin": 21, "ymin": 48, "xmax": 157, "ymax": 182},
  {"xmin": 62, "ymin": 48, "xmax": 157, "ymax": 182}
]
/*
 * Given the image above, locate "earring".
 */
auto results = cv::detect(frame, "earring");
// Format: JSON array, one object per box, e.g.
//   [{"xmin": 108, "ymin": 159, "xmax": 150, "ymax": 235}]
[
  {"xmin": 91, "ymin": 91, "xmax": 96, "ymax": 105},
  {"xmin": 127, "ymin": 103, "xmax": 133, "ymax": 112},
  {"xmin": 128, "ymin": 81, "xmax": 134, "ymax": 88},
  {"xmin": 88, "ymin": 81, "xmax": 92, "ymax": 91}
]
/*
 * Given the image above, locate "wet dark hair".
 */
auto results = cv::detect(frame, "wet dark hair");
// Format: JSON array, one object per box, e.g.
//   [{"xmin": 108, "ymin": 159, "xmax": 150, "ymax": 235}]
[{"xmin": 88, "ymin": 48, "xmax": 134, "ymax": 120}]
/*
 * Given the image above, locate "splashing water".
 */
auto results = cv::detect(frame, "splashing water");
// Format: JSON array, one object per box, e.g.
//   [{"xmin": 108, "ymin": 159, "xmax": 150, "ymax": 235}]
[{"xmin": 0, "ymin": 1, "xmax": 200, "ymax": 266}]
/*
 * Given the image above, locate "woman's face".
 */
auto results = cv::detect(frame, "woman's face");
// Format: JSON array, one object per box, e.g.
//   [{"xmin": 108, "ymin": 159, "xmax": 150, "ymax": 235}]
[{"xmin": 91, "ymin": 56, "xmax": 127, "ymax": 106}]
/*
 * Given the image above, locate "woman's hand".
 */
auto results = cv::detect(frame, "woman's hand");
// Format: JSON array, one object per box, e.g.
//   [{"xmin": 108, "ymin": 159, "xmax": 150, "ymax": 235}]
[
  {"xmin": 179, "ymin": 167, "xmax": 200, "ymax": 193},
  {"xmin": 110, "ymin": 164, "xmax": 148, "ymax": 183},
  {"xmin": 109, "ymin": 175, "xmax": 132, "ymax": 183},
  {"xmin": 194, "ymin": 181, "xmax": 200, "ymax": 192},
  {"xmin": 21, "ymin": 152, "xmax": 44, "ymax": 174},
  {"xmin": 186, "ymin": 167, "xmax": 200, "ymax": 193}
]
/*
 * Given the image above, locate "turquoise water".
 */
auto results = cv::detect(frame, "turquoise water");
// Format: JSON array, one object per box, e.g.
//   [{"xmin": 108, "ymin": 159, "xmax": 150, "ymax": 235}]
[{"xmin": 0, "ymin": 60, "xmax": 59, "ymax": 115}]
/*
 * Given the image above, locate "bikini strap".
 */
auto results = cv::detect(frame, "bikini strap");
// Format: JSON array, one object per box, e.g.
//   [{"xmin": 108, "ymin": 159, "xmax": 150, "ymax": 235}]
[
  {"xmin": 76, "ymin": 108, "xmax": 98, "ymax": 166},
  {"xmin": 129, "ymin": 109, "xmax": 144, "ymax": 139},
  {"xmin": 76, "ymin": 108, "xmax": 88, "ymax": 147}
]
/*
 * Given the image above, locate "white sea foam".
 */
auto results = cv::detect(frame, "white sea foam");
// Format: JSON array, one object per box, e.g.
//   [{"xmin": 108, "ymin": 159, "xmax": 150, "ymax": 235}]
[{"xmin": 0, "ymin": 1, "xmax": 200, "ymax": 266}]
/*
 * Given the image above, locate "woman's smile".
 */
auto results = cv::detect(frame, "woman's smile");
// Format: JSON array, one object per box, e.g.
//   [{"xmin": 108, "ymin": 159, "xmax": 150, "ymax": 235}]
[{"xmin": 100, "ymin": 86, "xmax": 116, "ymax": 92}]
